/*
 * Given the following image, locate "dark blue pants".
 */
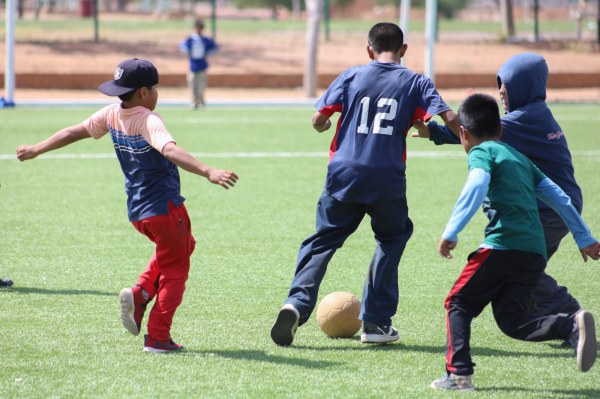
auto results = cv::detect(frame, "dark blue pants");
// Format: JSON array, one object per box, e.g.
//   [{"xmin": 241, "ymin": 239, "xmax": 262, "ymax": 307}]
[
  {"xmin": 532, "ymin": 209, "xmax": 581, "ymax": 316},
  {"xmin": 285, "ymin": 191, "xmax": 413, "ymax": 327},
  {"xmin": 445, "ymin": 248, "xmax": 574, "ymax": 376}
]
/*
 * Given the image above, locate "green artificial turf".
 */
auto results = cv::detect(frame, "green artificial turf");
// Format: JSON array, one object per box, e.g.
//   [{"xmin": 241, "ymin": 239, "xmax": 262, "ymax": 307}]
[{"xmin": 0, "ymin": 104, "xmax": 598, "ymax": 398}]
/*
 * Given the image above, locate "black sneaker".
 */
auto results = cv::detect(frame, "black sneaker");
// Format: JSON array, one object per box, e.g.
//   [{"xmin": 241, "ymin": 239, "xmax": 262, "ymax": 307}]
[
  {"xmin": 0, "ymin": 278, "xmax": 13, "ymax": 287},
  {"xmin": 271, "ymin": 304, "xmax": 300, "ymax": 347},
  {"xmin": 571, "ymin": 310, "xmax": 597, "ymax": 372},
  {"xmin": 560, "ymin": 337, "xmax": 574, "ymax": 349},
  {"xmin": 360, "ymin": 321, "xmax": 399, "ymax": 343}
]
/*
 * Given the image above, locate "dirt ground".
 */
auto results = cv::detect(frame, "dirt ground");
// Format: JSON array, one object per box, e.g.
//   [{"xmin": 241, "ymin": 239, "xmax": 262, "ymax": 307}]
[
  {"xmin": 10, "ymin": 30, "xmax": 600, "ymax": 75},
  {"xmin": 4, "ymin": 13, "xmax": 600, "ymax": 102}
]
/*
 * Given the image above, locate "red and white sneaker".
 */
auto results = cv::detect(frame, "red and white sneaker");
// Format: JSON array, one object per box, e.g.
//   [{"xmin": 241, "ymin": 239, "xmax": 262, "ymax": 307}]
[
  {"xmin": 119, "ymin": 286, "xmax": 147, "ymax": 336},
  {"xmin": 143, "ymin": 334, "xmax": 184, "ymax": 353}
]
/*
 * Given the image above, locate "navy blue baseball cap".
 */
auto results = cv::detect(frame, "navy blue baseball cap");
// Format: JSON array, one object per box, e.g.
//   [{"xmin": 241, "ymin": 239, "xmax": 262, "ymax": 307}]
[{"xmin": 98, "ymin": 58, "xmax": 159, "ymax": 96}]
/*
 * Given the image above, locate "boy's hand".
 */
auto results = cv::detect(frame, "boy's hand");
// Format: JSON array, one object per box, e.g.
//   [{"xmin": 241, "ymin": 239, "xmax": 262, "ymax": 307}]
[
  {"xmin": 314, "ymin": 119, "xmax": 331, "ymax": 133},
  {"xmin": 580, "ymin": 241, "xmax": 600, "ymax": 262},
  {"xmin": 438, "ymin": 238, "xmax": 457, "ymax": 259},
  {"xmin": 208, "ymin": 169, "xmax": 239, "ymax": 190},
  {"xmin": 16, "ymin": 145, "xmax": 38, "ymax": 161},
  {"xmin": 411, "ymin": 120, "xmax": 430, "ymax": 138}
]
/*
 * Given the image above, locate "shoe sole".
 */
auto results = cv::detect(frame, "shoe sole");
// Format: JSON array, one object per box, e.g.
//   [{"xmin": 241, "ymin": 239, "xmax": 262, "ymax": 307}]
[
  {"xmin": 119, "ymin": 288, "xmax": 140, "ymax": 336},
  {"xmin": 360, "ymin": 333, "xmax": 400, "ymax": 344},
  {"xmin": 143, "ymin": 346, "xmax": 184, "ymax": 353},
  {"xmin": 430, "ymin": 382, "xmax": 475, "ymax": 391},
  {"xmin": 271, "ymin": 307, "xmax": 299, "ymax": 347},
  {"xmin": 576, "ymin": 311, "xmax": 597, "ymax": 372}
]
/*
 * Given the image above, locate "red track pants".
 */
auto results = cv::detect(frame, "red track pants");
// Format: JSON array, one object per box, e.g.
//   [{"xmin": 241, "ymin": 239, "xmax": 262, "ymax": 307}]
[{"xmin": 132, "ymin": 201, "xmax": 196, "ymax": 341}]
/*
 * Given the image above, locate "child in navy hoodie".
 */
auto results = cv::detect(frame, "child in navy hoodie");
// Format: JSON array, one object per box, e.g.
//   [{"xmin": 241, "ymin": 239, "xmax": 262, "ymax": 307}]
[{"xmin": 414, "ymin": 53, "xmax": 586, "ymax": 335}]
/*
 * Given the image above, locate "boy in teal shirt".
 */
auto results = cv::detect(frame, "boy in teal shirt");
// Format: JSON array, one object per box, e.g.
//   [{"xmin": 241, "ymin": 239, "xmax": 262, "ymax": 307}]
[{"xmin": 431, "ymin": 94, "xmax": 599, "ymax": 391}]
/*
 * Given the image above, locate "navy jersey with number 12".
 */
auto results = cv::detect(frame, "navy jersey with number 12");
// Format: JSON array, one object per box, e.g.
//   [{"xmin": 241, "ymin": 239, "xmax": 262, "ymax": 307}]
[{"xmin": 316, "ymin": 61, "xmax": 451, "ymax": 204}]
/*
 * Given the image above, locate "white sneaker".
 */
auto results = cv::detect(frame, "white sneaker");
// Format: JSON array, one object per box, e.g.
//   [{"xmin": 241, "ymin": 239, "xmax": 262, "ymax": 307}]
[{"xmin": 431, "ymin": 374, "xmax": 474, "ymax": 391}]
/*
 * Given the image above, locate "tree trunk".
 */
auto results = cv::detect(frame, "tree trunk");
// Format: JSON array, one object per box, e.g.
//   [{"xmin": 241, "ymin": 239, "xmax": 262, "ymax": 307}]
[
  {"xmin": 500, "ymin": 0, "xmax": 515, "ymax": 40},
  {"xmin": 304, "ymin": 0, "xmax": 321, "ymax": 98},
  {"xmin": 292, "ymin": 0, "xmax": 301, "ymax": 19}
]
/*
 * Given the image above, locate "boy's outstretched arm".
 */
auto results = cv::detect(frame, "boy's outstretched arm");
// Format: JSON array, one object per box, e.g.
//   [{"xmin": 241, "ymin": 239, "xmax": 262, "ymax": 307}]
[
  {"xmin": 312, "ymin": 111, "xmax": 332, "ymax": 133},
  {"xmin": 411, "ymin": 110, "xmax": 461, "ymax": 145},
  {"xmin": 16, "ymin": 124, "xmax": 91, "ymax": 161},
  {"xmin": 439, "ymin": 110, "xmax": 460, "ymax": 137},
  {"xmin": 439, "ymin": 168, "xmax": 491, "ymax": 259},
  {"xmin": 161, "ymin": 142, "xmax": 238, "ymax": 190},
  {"xmin": 535, "ymin": 177, "xmax": 600, "ymax": 262}
]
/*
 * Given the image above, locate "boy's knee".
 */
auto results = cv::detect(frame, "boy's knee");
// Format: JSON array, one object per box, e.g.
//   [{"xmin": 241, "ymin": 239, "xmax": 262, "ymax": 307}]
[{"xmin": 496, "ymin": 319, "xmax": 520, "ymax": 339}]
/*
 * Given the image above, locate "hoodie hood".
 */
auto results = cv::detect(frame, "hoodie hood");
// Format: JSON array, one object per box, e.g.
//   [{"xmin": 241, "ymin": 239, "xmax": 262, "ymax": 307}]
[{"xmin": 496, "ymin": 53, "xmax": 548, "ymax": 112}]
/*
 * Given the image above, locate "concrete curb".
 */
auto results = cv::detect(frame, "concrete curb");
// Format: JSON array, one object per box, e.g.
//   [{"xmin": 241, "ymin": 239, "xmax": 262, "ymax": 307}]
[{"xmin": 3, "ymin": 72, "xmax": 600, "ymax": 90}]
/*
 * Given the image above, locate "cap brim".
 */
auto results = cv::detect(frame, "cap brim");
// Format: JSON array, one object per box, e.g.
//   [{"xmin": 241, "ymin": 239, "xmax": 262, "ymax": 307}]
[{"xmin": 98, "ymin": 80, "xmax": 135, "ymax": 96}]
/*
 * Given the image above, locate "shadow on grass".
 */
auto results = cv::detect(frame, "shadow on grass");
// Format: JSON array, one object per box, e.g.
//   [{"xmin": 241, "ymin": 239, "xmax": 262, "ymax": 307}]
[
  {"xmin": 180, "ymin": 349, "xmax": 342, "ymax": 369},
  {"xmin": 0, "ymin": 286, "xmax": 114, "ymax": 296},
  {"xmin": 294, "ymin": 338, "xmax": 407, "ymax": 352},
  {"xmin": 476, "ymin": 386, "xmax": 600, "ymax": 398},
  {"xmin": 292, "ymin": 341, "xmax": 587, "ymax": 361}
]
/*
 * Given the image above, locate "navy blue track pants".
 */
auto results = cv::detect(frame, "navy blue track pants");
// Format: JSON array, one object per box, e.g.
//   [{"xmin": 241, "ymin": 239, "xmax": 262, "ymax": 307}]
[
  {"xmin": 445, "ymin": 248, "xmax": 574, "ymax": 376},
  {"xmin": 531, "ymin": 208, "xmax": 581, "ymax": 316},
  {"xmin": 285, "ymin": 191, "xmax": 413, "ymax": 327}
]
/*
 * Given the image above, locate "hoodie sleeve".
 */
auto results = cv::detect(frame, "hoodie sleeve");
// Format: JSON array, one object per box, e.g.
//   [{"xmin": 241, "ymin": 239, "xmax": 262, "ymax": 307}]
[
  {"xmin": 428, "ymin": 120, "xmax": 461, "ymax": 145},
  {"xmin": 535, "ymin": 178, "xmax": 596, "ymax": 250}
]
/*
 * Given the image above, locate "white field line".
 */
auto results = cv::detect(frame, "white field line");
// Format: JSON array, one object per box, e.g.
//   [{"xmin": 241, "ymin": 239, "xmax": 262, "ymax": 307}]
[
  {"xmin": 2, "ymin": 150, "xmax": 600, "ymax": 161},
  {"xmin": 2, "ymin": 151, "xmax": 461, "ymax": 160}
]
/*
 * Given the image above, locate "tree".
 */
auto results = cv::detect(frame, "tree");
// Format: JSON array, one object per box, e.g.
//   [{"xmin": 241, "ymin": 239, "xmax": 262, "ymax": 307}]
[
  {"xmin": 304, "ymin": 0, "xmax": 322, "ymax": 97},
  {"xmin": 291, "ymin": 0, "xmax": 302, "ymax": 18},
  {"xmin": 500, "ymin": 0, "xmax": 515, "ymax": 40}
]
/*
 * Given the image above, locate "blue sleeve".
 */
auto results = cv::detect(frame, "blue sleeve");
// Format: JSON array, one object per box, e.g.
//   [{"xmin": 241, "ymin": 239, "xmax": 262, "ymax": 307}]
[
  {"xmin": 442, "ymin": 168, "xmax": 490, "ymax": 242},
  {"xmin": 206, "ymin": 38, "xmax": 219, "ymax": 55},
  {"xmin": 535, "ymin": 178, "xmax": 596, "ymax": 249},
  {"xmin": 315, "ymin": 71, "xmax": 346, "ymax": 111},
  {"xmin": 179, "ymin": 38, "xmax": 189, "ymax": 52},
  {"xmin": 415, "ymin": 75, "xmax": 452, "ymax": 118},
  {"xmin": 428, "ymin": 121, "xmax": 460, "ymax": 145}
]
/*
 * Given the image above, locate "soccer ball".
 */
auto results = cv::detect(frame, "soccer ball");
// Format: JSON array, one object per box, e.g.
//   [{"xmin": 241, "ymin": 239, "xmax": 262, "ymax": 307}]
[{"xmin": 316, "ymin": 291, "xmax": 362, "ymax": 338}]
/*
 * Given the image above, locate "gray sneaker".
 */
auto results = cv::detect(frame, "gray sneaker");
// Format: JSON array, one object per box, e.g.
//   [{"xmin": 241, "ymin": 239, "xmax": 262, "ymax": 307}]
[
  {"xmin": 431, "ymin": 374, "xmax": 475, "ymax": 391},
  {"xmin": 571, "ymin": 310, "xmax": 597, "ymax": 372},
  {"xmin": 360, "ymin": 321, "xmax": 399, "ymax": 343},
  {"xmin": 271, "ymin": 304, "xmax": 300, "ymax": 347}
]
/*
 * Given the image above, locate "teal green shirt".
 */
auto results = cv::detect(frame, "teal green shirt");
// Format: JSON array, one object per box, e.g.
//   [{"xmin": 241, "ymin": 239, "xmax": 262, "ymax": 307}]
[{"xmin": 468, "ymin": 141, "xmax": 547, "ymax": 258}]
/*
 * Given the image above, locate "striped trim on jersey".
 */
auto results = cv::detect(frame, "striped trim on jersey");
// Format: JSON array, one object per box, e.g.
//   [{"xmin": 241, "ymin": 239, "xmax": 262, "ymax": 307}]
[{"xmin": 110, "ymin": 128, "xmax": 154, "ymax": 155}]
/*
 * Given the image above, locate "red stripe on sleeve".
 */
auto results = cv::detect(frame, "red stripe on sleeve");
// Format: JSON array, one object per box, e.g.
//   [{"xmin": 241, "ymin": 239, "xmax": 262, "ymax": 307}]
[
  {"xmin": 319, "ymin": 104, "xmax": 342, "ymax": 117},
  {"xmin": 328, "ymin": 116, "xmax": 343, "ymax": 161},
  {"xmin": 412, "ymin": 106, "xmax": 433, "ymax": 124}
]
